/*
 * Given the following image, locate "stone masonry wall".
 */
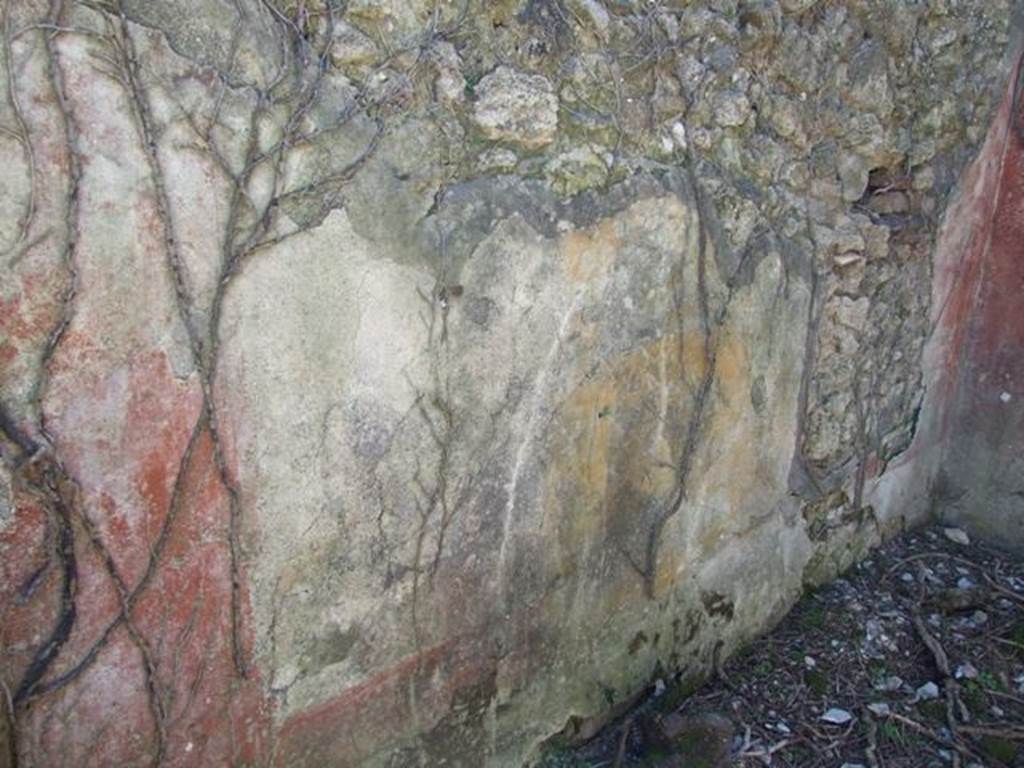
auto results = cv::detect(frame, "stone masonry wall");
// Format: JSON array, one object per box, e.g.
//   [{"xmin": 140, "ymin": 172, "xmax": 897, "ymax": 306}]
[{"xmin": 0, "ymin": 1, "xmax": 1019, "ymax": 766}]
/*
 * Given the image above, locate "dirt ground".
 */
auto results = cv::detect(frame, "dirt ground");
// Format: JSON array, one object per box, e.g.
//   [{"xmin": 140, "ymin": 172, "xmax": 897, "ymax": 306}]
[{"xmin": 542, "ymin": 525, "xmax": 1024, "ymax": 768}]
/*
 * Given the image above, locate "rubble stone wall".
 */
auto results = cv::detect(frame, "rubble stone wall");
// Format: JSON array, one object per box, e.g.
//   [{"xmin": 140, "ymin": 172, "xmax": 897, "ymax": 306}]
[{"xmin": 0, "ymin": 1, "xmax": 1019, "ymax": 765}]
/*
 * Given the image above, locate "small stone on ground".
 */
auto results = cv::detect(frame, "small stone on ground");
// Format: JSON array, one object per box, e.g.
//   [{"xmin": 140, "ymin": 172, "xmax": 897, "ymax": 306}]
[{"xmin": 944, "ymin": 527, "xmax": 971, "ymax": 545}]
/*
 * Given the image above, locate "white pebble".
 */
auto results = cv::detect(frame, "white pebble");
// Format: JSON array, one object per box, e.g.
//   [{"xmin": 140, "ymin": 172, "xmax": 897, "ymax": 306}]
[
  {"xmin": 943, "ymin": 528, "xmax": 971, "ymax": 546},
  {"xmin": 955, "ymin": 663, "xmax": 978, "ymax": 680},
  {"xmin": 821, "ymin": 708, "xmax": 854, "ymax": 725},
  {"xmin": 875, "ymin": 676, "xmax": 903, "ymax": 692},
  {"xmin": 915, "ymin": 682, "xmax": 940, "ymax": 701}
]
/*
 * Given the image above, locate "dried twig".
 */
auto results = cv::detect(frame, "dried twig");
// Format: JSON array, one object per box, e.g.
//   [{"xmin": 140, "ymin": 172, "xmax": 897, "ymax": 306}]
[
  {"xmin": 912, "ymin": 565, "xmax": 965, "ymax": 768},
  {"xmin": 883, "ymin": 552, "xmax": 984, "ymax": 583},
  {"xmin": 985, "ymin": 574, "xmax": 1024, "ymax": 606},
  {"xmin": 739, "ymin": 738, "xmax": 792, "ymax": 763},
  {"xmin": 957, "ymin": 724, "xmax": 1024, "ymax": 740},
  {"xmin": 865, "ymin": 713, "xmax": 882, "ymax": 768},
  {"xmin": 883, "ymin": 712, "xmax": 976, "ymax": 760}
]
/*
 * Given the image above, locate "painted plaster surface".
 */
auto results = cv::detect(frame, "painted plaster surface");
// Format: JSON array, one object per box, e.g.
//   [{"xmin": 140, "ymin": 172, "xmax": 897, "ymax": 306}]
[
  {"xmin": 930, "ymin": 62, "xmax": 1024, "ymax": 551},
  {"xmin": 0, "ymin": 1, "xmax": 1020, "ymax": 766}
]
